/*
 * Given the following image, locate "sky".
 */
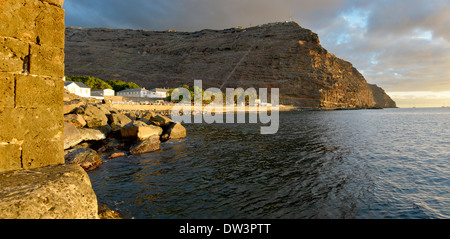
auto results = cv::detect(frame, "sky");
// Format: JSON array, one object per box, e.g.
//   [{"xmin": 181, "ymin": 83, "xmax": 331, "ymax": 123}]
[{"xmin": 63, "ymin": 0, "xmax": 450, "ymax": 108}]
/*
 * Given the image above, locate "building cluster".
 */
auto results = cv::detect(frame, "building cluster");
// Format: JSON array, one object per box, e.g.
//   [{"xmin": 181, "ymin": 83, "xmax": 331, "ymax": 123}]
[
  {"xmin": 64, "ymin": 81, "xmax": 169, "ymax": 101},
  {"xmin": 115, "ymin": 88, "xmax": 169, "ymax": 99}
]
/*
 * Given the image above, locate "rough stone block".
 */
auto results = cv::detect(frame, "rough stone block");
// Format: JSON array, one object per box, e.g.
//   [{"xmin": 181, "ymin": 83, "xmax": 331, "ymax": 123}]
[
  {"xmin": 0, "ymin": 1, "xmax": 65, "ymax": 44},
  {"xmin": 22, "ymin": 138, "xmax": 64, "ymax": 170},
  {"xmin": 0, "ymin": 37, "xmax": 29, "ymax": 73},
  {"xmin": 65, "ymin": 148, "xmax": 103, "ymax": 171},
  {"xmin": 15, "ymin": 75, "xmax": 63, "ymax": 108},
  {"xmin": 63, "ymin": 122, "xmax": 81, "ymax": 150},
  {"xmin": 82, "ymin": 105, "xmax": 108, "ymax": 128},
  {"xmin": 0, "ymin": 108, "xmax": 17, "ymax": 142},
  {"xmin": 63, "ymin": 99, "xmax": 86, "ymax": 114},
  {"xmin": 64, "ymin": 114, "xmax": 87, "ymax": 128},
  {"xmin": 129, "ymin": 136, "xmax": 161, "ymax": 155},
  {"xmin": 0, "ymin": 73, "xmax": 15, "ymax": 109},
  {"xmin": 0, "ymin": 164, "xmax": 99, "ymax": 219},
  {"xmin": 0, "ymin": 0, "xmax": 41, "ymax": 43},
  {"xmin": 0, "ymin": 142, "xmax": 22, "ymax": 172},
  {"xmin": 13, "ymin": 107, "xmax": 63, "ymax": 141},
  {"xmin": 35, "ymin": 5, "xmax": 65, "ymax": 47},
  {"xmin": 0, "ymin": 97, "xmax": 63, "ymax": 146},
  {"xmin": 137, "ymin": 124, "xmax": 163, "ymax": 141},
  {"xmin": 162, "ymin": 122, "xmax": 187, "ymax": 139},
  {"xmin": 30, "ymin": 44, "xmax": 65, "ymax": 77}
]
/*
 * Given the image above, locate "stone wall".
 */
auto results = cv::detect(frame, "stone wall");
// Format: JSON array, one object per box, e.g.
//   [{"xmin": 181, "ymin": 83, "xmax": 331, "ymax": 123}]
[{"xmin": 0, "ymin": 0, "xmax": 66, "ymax": 172}]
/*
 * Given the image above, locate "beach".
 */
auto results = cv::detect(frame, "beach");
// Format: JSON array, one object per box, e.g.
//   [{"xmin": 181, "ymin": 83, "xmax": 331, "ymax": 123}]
[{"xmin": 109, "ymin": 104, "xmax": 298, "ymax": 114}]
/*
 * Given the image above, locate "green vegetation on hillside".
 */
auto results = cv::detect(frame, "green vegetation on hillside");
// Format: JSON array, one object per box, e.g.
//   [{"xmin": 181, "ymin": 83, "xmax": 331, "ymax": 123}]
[
  {"xmin": 106, "ymin": 79, "xmax": 140, "ymax": 92},
  {"xmin": 166, "ymin": 84, "xmax": 205, "ymax": 103},
  {"xmin": 66, "ymin": 76, "xmax": 113, "ymax": 90},
  {"xmin": 66, "ymin": 76, "xmax": 140, "ymax": 92}
]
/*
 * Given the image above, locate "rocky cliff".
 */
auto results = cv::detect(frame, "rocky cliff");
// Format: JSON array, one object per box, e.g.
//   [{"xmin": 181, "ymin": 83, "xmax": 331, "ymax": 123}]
[
  {"xmin": 65, "ymin": 22, "xmax": 396, "ymax": 108},
  {"xmin": 369, "ymin": 84, "xmax": 397, "ymax": 108}
]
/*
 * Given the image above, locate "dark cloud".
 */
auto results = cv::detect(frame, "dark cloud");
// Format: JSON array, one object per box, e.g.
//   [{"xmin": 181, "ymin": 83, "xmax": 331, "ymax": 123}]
[
  {"xmin": 63, "ymin": 0, "xmax": 450, "ymax": 106},
  {"xmin": 314, "ymin": 0, "xmax": 450, "ymax": 94},
  {"xmin": 64, "ymin": 0, "xmax": 354, "ymax": 31},
  {"xmin": 365, "ymin": 0, "xmax": 450, "ymax": 40}
]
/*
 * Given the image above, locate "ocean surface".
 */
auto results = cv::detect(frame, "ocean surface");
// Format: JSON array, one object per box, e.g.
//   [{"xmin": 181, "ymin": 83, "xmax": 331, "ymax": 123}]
[{"xmin": 88, "ymin": 108, "xmax": 450, "ymax": 219}]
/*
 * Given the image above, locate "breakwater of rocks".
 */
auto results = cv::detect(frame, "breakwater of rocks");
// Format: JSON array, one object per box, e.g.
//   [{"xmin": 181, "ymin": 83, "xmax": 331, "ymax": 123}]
[{"xmin": 63, "ymin": 91, "xmax": 186, "ymax": 172}]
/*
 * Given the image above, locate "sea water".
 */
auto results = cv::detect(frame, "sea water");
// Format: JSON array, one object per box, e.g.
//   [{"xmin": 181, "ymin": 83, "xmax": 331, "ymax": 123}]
[{"xmin": 88, "ymin": 108, "xmax": 450, "ymax": 219}]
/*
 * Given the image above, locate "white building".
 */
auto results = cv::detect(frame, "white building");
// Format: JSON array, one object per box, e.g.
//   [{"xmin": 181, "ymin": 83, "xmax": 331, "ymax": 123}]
[
  {"xmin": 148, "ymin": 88, "xmax": 169, "ymax": 99},
  {"xmin": 91, "ymin": 89, "xmax": 115, "ymax": 97},
  {"xmin": 116, "ymin": 88, "xmax": 150, "ymax": 98},
  {"xmin": 117, "ymin": 87, "xmax": 169, "ymax": 99},
  {"xmin": 64, "ymin": 81, "xmax": 91, "ymax": 98}
]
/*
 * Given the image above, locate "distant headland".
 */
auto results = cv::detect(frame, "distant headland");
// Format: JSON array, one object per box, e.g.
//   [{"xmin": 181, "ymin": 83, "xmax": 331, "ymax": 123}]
[{"xmin": 65, "ymin": 22, "xmax": 396, "ymax": 109}]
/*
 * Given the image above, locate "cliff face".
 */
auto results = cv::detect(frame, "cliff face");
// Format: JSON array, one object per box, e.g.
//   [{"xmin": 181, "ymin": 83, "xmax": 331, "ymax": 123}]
[
  {"xmin": 65, "ymin": 22, "xmax": 396, "ymax": 108},
  {"xmin": 369, "ymin": 84, "xmax": 397, "ymax": 108}
]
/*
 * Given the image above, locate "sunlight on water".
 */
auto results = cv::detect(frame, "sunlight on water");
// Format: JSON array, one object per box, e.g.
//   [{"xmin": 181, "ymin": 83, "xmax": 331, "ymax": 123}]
[{"xmin": 88, "ymin": 108, "xmax": 450, "ymax": 219}]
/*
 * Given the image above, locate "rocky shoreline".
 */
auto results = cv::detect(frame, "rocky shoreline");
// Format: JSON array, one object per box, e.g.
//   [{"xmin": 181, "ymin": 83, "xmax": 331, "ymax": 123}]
[
  {"xmin": 63, "ymin": 91, "xmax": 186, "ymax": 172},
  {"xmin": 62, "ymin": 91, "xmax": 186, "ymax": 219}
]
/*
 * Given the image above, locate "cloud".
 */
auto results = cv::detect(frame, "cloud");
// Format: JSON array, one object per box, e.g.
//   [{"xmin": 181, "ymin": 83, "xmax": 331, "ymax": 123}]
[
  {"xmin": 365, "ymin": 0, "xmax": 450, "ymax": 41},
  {"xmin": 63, "ymin": 0, "xmax": 450, "ymax": 107},
  {"xmin": 64, "ymin": 0, "xmax": 353, "ymax": 31},
  {"xmin": 315, "ymin": 0, "xmax": 450, "ymax": 95}
]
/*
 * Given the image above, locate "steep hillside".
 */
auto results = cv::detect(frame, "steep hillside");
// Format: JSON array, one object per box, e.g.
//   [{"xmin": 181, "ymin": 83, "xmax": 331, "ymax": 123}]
[{"xmin": 65, "ymin": 22, "xmax": 396, "ymax": 108}]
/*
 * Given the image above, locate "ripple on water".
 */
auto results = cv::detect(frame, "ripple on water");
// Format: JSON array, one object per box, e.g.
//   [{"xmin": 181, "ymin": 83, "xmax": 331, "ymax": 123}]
[{"xmin": 88, "ymin": 108, "xmax": 450, "ymax": 219}]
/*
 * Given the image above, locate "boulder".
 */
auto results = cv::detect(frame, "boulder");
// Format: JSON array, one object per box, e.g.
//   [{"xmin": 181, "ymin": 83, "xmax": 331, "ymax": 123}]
[
  {"xmin": 109, "ymin": 113, "xmax": 132, "ymax": 131},
  {"xmin": 142, "ymin": 112, "xmax": 156, "ymax": 121},
  {"xmin": 150, "ymin": 114, "xmax": 173, "ymax": 127},
  {"xmin": 72, "ymin": 106, "xmax": 85, "ymax": 115},
  {"xmin": 0, "ymin": 164, "xmax": 99, "ymax": 219},
  {"xmin": 162, "ymin": 123, "xmax": 187, "ymax": 140},
  {"xmin": 65, "ymin": 148, "xmax": 103, "ymax": 171},
  {"xmin": 98, "ymin": 205, "xmax": 121, "ymax": 219},
  {"xmin": 137, "ymin": 125, "xmax": 163, "ymax": 141},
  {"xmin": 63, "ymin": 99, "xmax": 85, "ymax": 115},
  {"xmin": 82, "ymin": 105, "xmax": 108, "ymax": 128},
  {"xmin": 108, "ymin": 152, "xmax": 126, "ymax": 159},
  {"xmin": 63, "ymin": 122, "xmax": 82, "ymax": 150},
  {"xmin": 125, "ymin": 112, "xmax": 137, "ymax": 120},
  {"xmin": 64, "ymin": 142, "xmax": 91, "ymax": 157},
  {"xmin": 121, "ymin": 121, "xmax": 147, "ymax": 138},
  {"xmin": 139, "ymin": 117, "xmax": 150, "ymax": 124},
  {"xmin": 129, "ymin": 136, "xmax": 161, "ymax": 155},
  {"xmin": 78, "ymin": 128, "xmax": 108, "ymax": 142},
  {"xmin": 108, "ymin": 107, "xmax": 120, "ymax": 114},
  {"xmin": 64, "ymin": 114, "xmax": 87, "ymax": 128},
  {"xmin": 97, "ymin": 138, "xmax": 127, "ymax": 154},
  {"xmin": 121, "ymin": 121, "xmax": 163, "ymax": 140},
  {"xmin": 96, "ymin": 125, "xmax": 113, "ymax": 136},
  {"xmin": 96, "ymin": 104, "xmax": 112, "ymax": 116},
  {"xmin": 63, "ymin": 123, "xmax": 111, "ymax": 150}
]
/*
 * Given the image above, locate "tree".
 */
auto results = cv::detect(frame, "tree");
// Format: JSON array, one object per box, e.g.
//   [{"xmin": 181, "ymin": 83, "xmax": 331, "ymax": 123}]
[
  {"xmin": 106, "ymin": 79, "xmax": 140, "ymax": 92},
  {"xmin": 66, "ymin": 76, "xmax": 113, "ymax": 90}
]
